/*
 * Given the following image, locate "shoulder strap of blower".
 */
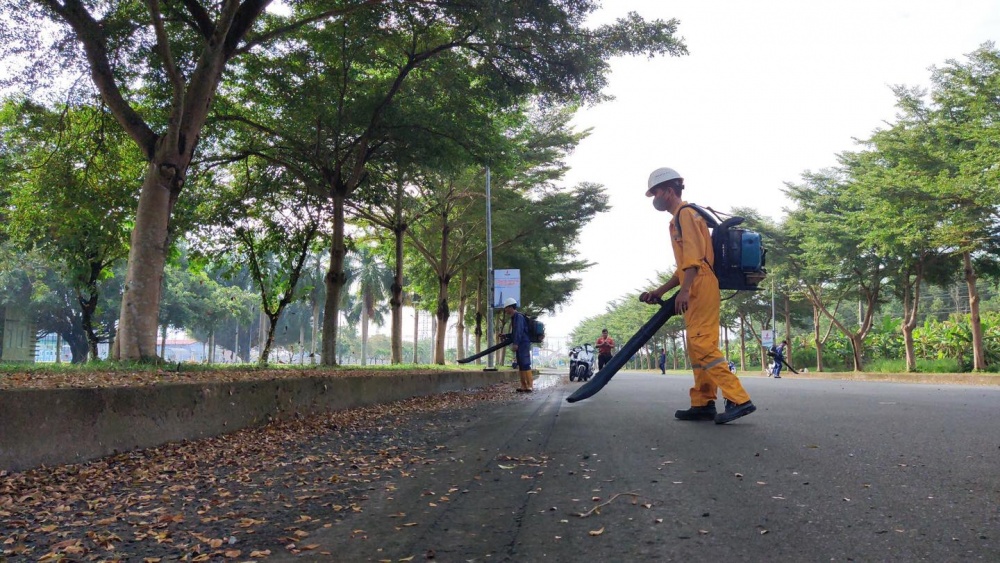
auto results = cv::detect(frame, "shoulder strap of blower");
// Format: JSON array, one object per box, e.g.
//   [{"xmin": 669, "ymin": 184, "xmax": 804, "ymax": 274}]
[
  {"xmin": 674, "ymin": 203, "xmax": 720, "ymax": 269},
  {"xmin": 675, "ymin": 202, "xmax": 749, "ymax": 251},
  {"xmin": 674, "ymin": 203, "xmax": 720, "ymax": 235}
]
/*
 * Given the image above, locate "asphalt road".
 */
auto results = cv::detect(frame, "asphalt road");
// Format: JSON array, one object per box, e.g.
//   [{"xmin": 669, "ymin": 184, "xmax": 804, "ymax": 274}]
[{"xmin": 274, "ymin": 370, "xmax": 1000, "ymax": 562}]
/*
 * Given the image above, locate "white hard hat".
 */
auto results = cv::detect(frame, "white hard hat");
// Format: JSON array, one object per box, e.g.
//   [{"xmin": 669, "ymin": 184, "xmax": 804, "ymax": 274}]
[
  {"xmin": 646, "ymin": 167, "xmax": 682, "ymax": 196},
  {"xmin": 503, "ymin": 297, "xmax": 518, "ymax": 308}
]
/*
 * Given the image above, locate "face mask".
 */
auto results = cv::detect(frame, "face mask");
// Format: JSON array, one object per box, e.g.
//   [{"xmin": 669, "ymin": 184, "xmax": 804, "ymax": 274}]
[{"xmin": 652, "ymin": 196, "xmax": 669, "ymax": 211}]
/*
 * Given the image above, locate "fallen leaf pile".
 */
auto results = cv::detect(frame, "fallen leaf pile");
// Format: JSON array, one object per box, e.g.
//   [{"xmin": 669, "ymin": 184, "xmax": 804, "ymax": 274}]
[
  {"xmin": 0, "ymin": 383, "xmax": 516, "ymax": 561},
  {"xmin": 0, "ymin": 367, "xmax": 467, "ymax": 391}
]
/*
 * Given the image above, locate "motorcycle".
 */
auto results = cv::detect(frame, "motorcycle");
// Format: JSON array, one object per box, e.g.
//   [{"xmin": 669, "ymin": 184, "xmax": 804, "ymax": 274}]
[{"xmin": 568, "ymin": 343, "xmax": 596, "ymax": 382}]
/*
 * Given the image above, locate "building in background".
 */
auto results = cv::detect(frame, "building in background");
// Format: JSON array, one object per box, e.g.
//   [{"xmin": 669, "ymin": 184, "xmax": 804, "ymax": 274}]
[{"xmin": 0, "ymin": 304, "xmax": 37, "ymax": 363}]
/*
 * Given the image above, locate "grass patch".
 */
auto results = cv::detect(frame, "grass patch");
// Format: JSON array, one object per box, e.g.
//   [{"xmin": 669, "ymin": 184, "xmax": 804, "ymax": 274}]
[{"xmin": 855, "ymin": 357, "xmax": 985, "ymax": 374}]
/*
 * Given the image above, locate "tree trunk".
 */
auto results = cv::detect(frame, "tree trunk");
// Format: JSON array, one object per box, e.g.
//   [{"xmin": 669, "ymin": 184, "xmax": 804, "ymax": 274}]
[
  {"xmin": 682, "ymin": 330, "xmax": 689, "ymax": 370},
  {"xmin": 413, "ymin": 305, "xmax": 420, "ymax": 364},
  {"xmin": 474, "ymin": 273, "xmax": 484, "ymax": 361},
  {"xmin": 311, "ymin": 290, "xmax": 319, "ymax": 365},
  {"xmin": 160, "ymin": 324, "xmax": 168, "ymax": 360},
  {"xmin": 361, "ymin": 291, "xmax": 370, "ymax": 366},
  {"xmin": 78, "ymin": 282, "xmax": 100, "ymax": 362},
  {"xmin": 258, "ymin": 308, "xmax": 267, "ymax": 356},
  {"xmin": 390, "ymin": 226, "xmax": 404, "ymax": 364},
  {"xmin": 434, "ymin": 274, "xmax": 449, "ymax": 364},
  {"xmin": 901, "ymin": 264, "xmax": 922, "ymax": 372},
  {"xmin": 299, "ymin": 325, "xmax": 305, "ymax": 365},
  {"xmin": 433, "ymin": 212, "xmax": 452, "ymax": 365},
  {"xmin": 64, "ymin": 329, "xmax": 89, "ymax": 364},
  {"xmin": 671, "ymin": 334, "xmax": 678, "ymax": 370},
  {"xmin": 806, "ymin": 279, "xmax": 878, "ymax": 372},
  {"xmin": 113, "ymin": 159, "xmax": 182, "ymax": 361},
  {"xmin": 963, "ymin": 251, "xmax": 986, "ymax": 370},
  {"xmin": 259, "ymin": 314, "xmax": 277, "ymax": 364},
  {"xmin": 849, "ymin": 334, "xmax": 864, "ymax": 371},
  {"xmin": 813, "ymin": 303, "xmax": 824, "ymax": 372},
  {"xmin": 496, "ymin": 313, "xmax": 508, "ymax": 367},
  {"xmin": 739, "ymin": 314, "xmax": 747, "ymax": 371},
  {"xmin": 322, "ymin": 193, "xmax": 348, "ymax": 365},
  {"xmin": 456, "ymin": 270, "xmax": 468, "ymax": 360},
  {"xmin": 783, "ymin": 293, "xmax": 792, "ymax": 368},
  {"xmin": 723, "ymin": 325, "xmax": 730, "ymax": 361}
]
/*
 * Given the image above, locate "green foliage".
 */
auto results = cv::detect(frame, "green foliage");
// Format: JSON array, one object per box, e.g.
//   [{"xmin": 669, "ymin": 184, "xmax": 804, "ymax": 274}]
[
  {"xmin": 0, "ymin": 98, "xmax": 139, "ymax": 361},
  {"xmin": 913, "ymin": 311, "xmax": 1000, "ymax": 372}
]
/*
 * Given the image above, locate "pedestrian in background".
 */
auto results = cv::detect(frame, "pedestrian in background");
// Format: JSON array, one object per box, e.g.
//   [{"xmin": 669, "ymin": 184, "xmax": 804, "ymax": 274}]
[{"xmin": 596, "ymin": 329, "xmax": 615, "ymax": 371}]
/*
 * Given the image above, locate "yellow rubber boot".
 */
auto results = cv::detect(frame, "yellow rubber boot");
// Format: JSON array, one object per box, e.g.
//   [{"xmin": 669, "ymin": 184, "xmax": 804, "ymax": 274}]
[{"xmin": 521, "ymin": 370, "xmax": 533, "ymax": 391}]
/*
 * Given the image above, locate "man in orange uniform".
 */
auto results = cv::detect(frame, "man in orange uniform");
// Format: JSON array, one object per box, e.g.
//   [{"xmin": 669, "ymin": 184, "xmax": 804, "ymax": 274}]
[
  {"xmin": 595, "ymin": 329, "xmax": 615, "ymax": 371},
  {"xmin": 640, "ymin": 167, "xmax": 756, "ymax": 424}
]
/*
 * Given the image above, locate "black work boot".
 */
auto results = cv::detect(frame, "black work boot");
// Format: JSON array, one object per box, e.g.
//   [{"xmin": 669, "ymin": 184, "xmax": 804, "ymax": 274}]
[
  {"xmin": 714, "ymin": 399, "xmax": 756, "ymax": 424},
  {"xmin": 674, "ymin": 401, "xmax": 717, "ymax": 421}
]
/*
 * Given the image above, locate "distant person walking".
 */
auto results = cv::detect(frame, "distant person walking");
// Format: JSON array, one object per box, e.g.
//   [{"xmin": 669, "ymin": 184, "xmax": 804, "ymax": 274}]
[
  {"xmin": 596, "ymin": 329, "xmax": 615, "ymax": 371},
  {"xmin": 658, "ymin": 348, "xmax": 667, "ymax": 374}
]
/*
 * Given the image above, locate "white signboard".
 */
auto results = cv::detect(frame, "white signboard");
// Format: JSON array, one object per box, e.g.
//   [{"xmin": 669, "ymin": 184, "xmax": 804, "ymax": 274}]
[
  {"xmin": 493, "ymin": 269, "xmax": 521, "ymax": 308},
  {"xmin": 761, "ymin": 329, "xmax": 774, "ymax": 349}
]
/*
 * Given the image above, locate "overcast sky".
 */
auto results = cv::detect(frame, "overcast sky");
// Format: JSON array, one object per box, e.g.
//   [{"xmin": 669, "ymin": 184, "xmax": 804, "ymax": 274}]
[{"xmin": 535, "ymin": 0, "xmax": 1000, "ymax": 347}]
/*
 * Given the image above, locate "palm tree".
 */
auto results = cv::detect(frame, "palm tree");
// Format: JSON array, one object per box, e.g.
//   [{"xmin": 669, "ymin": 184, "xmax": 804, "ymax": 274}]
[{"xmin": 346, "ymin": 246, "xmax": 392, "ymax": 365}]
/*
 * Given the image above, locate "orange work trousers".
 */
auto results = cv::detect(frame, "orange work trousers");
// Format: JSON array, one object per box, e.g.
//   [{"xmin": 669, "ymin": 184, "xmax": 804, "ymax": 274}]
[{"xmin": 684, "ymin": 271, "xmax": 751, "ymax": 407}]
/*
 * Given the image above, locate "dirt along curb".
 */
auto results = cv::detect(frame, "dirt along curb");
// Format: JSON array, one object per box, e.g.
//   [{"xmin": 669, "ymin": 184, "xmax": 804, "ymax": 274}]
[{"xmin": 0, "ymin": 369, "xmax": 517, "ymax": 472}]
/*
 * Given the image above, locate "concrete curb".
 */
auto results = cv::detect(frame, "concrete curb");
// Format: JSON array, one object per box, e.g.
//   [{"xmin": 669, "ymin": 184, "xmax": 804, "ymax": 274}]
[{"xmin": 0, "ymin": 370, "xmax": 517, "ymax": 473}]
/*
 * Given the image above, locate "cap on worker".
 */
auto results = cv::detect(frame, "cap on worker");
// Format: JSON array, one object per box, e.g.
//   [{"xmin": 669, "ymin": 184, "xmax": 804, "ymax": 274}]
[
  {"xmin": 646, "ymin": 167, "xmax": 683, "ymax": 196},
  {"xmin": 503, "ymin": 297, "xmax": 518, "ymax": 308}
]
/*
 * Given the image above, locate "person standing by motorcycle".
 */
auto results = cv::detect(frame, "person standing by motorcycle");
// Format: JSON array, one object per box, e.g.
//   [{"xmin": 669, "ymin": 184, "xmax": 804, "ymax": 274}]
[
  {"xmin": 596, "ymin": 329, "xmax": 615, "ymax": 371},
  {"xmin": 502, "ymin": 297, "xmax": 533, "ymax": 392},
  {"xmin": 639, "ymin": 167, "xmax": 756, "ymax": 424}
]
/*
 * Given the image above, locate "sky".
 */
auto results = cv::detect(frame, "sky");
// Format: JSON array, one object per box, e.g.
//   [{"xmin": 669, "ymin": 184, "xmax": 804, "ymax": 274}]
[{"xmin": 535, "ymin": 0, "xmax": 1000, "ymax": 347}]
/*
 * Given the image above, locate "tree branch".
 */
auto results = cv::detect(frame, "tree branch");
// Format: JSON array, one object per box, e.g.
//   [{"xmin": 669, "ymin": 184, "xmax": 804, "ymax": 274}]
[
  {"xmin": 235, "ymin": 1, "xmax": 385, "ymax": 56},
  {"xmin": 42, "ymin": 0, "xmax": 158, "ymax": 157},
  {"xmin": 147, "ymin": 0, "xmax": 186, "ymax": 116},
  {"xmin": 179, "ymin": 0, "xmax": 216, "ymax": 39}
]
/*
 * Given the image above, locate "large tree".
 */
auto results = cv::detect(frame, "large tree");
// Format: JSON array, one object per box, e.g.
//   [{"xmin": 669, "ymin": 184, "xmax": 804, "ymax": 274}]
[
  {"xmin": 913, "ymin": 44, "xmax": 1000, "ymax": 370},
  {"xmin": 784, "ymin": 169, "xmax": 888, "ymax": 371},
  {"xmin": 1, "ymin": 0, "xmax": 366, "ymax": 360},
  {"xmin": 845, "ymin": 118, "xmax": 956, "ymax": 372},
  {"xmin": 194, "ymin": 158, "xmax": 326, "ymax": 363},
  {"xmin": 211, "ymin": 2, "xmax": 686, "ymax": 365}
]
